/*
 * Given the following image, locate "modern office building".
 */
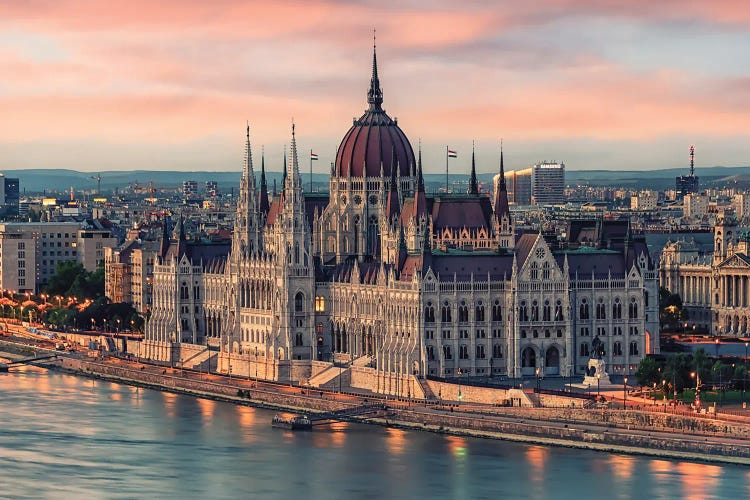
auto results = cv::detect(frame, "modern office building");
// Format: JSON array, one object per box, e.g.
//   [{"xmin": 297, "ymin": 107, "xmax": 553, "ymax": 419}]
[
  {"xmin": 531, "ymin": 162, "xmax": 565, "ymax": 205},
  {"xmin": 0, "ymin": 174, "xmax": 20, "ymax": 217},
  {"xmin": 0, "ymin": 222, "xmax": 117, "ymax": 292}
]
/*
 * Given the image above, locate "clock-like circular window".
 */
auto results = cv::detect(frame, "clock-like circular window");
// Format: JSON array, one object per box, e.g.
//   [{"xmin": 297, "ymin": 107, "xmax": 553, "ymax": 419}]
[{"xmin": 535, "ymin": 248, "xmax": 545, "ymax": 259}]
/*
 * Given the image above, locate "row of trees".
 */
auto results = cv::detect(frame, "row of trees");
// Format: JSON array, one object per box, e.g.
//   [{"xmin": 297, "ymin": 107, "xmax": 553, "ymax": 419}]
[
  {"xmin": 1, "ymin": 260, "xmax": 144, "ymax": 333},
  {"xmin": 635, "ymin": 349, "xmax": 747, "ymax": 395},
  {"xmin": 44, "ymin": 261, "xmax": 105, "ymax": 300}
]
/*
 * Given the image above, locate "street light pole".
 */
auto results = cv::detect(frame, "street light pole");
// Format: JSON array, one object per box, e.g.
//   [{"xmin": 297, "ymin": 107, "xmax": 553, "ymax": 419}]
[
  {"xmin": 623, "ymin": 376, "xmax": 628, "ymax": 409},
  {"xmin": 745, "ymin": 341, "xmax": 749, "ymax": 404}
]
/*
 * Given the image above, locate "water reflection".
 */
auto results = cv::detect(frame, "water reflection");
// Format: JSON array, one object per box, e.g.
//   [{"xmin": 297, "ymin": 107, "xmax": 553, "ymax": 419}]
[
  {"xmin": 0, "ymin": 368, "xmax": 748, "ymax": 500},
  {"xmin": 609, "ymin": 454, "xmax": 636, "ymax": 481}
]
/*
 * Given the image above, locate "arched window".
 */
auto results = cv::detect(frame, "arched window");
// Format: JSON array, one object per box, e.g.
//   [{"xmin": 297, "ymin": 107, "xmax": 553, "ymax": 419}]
[
  {"xmin": 459, "ymin": 344, "xmax": 469, "ymax": 359},
  {"xmin": 493, "ymin": 344, "xmax": 503, "ymax": 358},
  {"xmin": 531, "ymin": 300, "xmax": 539, "ymax": 321},
  {"xmin": 492, "ymin": 300, "xmax": 502, "ymax": 322},
  {"xmin": 542, "ymin": 300, "xmax": 551, "ymax": 321},
  {"xmin": 596, "ymin": 298, "xmax": 606, "ymax": 320},
  {"xmin": 629, "ymin": 341, "xmax": 639, "ymax": 356},
  {"xmin": 476, "ymin": 345, "xmax": 486, "ymax": 359},
  {"xmin": 554, "ymin": 300, "xmax": 564, "ymax": 321},
  {"xmin": 613, "ymin": 341, "xmax": 623, "ymax": 356},
  {"xmin": 315, "ymin": 296, "xmax": 325, "ymax": 312},
  {"xmin": 530, "ymin": 262, "xmax": 539, "ymax": 280},
  {"xmin": 441, "ymin": 302, "xmax": 452, "ymax": 323},
  {"xmin": 443, "ymin": 345, "xmax": 453, "ymax": 360},
  {"xmin": 295, "ymin": 292, "xmax": 304, "ymax": 312},
  {"xmin": 425, "ymin": 302, "xmax": 435, "ymax": 323},
  {"xmin": 295, "ymin": 332, "xmax": 304, "ymax": 346},
  {"xmin": 580, "ymin": 342, "xmax": 590, "ymax": 357},
  {"xmin": 629, "ymin": 298, "xmax": 638, "ymax": 319},
  {"xmin": 519, "ymin": 301, "xmax": 528, "ymax": 322},
  {"xmin": 542, "ymin": 262, "xmax": 550, "ymax": 280},
  {"xmin": 613, "ymin": 298, "xmax": 622, "ymax": 319},
  {"xmin": 579, "ymin": 299, "xmax": 589, "ymax": 320},
  {"xmin": 458, "ymin": 301, "xmax": 469, "ymax": 323},
  {"xmin": 475, "ymin": 302, "xmax": 485, "ymax": 322}
]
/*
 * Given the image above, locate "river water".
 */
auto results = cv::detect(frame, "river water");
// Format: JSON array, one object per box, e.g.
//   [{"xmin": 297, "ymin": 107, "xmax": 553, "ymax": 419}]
[{"xmin": 0, "ymin": 366, "xmax": 748, "ymax": 499}]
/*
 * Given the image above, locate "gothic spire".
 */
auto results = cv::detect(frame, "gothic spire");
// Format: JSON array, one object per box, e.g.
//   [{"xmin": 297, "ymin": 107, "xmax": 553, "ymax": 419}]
[
  {"xmin": 499, "ymin": 139, "xmax": 507, "ymax": 191},
  {"xmin": 367, "ymin": 31, "xmax": 383, "ymax": 111},
  {"xmin": 494, "ymin": 140, "xmax": 510, "ymax": 221},
  {"xmin": 414, "ymin": 141, "xmax": 427, "ymax": 218},
  {"xmin": 243, "ymin": 121, "xmax": 254, "ymax": 180},
  {"xmin": 468, "ymin": 140, "xmax": 479, "ymax": 195},
  {"xmin": 259, "ymin": 145, "xmax": 270, "ymax": 214}
]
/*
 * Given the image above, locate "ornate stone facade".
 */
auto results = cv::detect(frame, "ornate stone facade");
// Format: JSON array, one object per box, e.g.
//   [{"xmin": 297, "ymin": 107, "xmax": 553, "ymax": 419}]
[
  {"xmin": 661, "ymin": 215, "xmax": 750, "ymax": 335},
  {"xmin": 140, "ymin": 48, "xmax": 658, "ymax": 394}
]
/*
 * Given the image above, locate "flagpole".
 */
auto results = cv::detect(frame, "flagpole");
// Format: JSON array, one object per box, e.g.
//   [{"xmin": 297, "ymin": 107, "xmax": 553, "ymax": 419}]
[
  {"xmin": 445, "ymin": 145, "xmax": 449, "ymax": 193},
  {"xmin": 310, "ymin": 149, "xmax": 313, "ymax": 192}
]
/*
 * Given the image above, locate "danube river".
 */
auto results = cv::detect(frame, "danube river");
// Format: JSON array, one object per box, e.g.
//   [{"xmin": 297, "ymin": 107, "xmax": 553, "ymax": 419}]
[{"xmin": 1, "ymin": 367, "xmax": 748, "ymax": 499}]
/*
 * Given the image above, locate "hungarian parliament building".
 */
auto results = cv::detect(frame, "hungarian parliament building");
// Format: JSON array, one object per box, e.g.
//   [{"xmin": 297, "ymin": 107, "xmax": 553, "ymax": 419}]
[{"xmin": 138, "ymin": 47, "xmax": 659, "ymax": 395}]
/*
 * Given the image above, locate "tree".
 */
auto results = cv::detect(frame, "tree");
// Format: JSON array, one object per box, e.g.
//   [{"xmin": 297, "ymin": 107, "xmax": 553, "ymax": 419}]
[
  {"xmin": 664, "ymin": 354, "xmax": 691, "ymax": 393},
  {"xmin": 635, "ymin": 356, "xmax": 661, "ymax": 387},
  {"xmin": 659, "ymin": 287, "xmax": 685, "ymax": 330},
  {"xmin": 693, "ymin": 348, "xmax": 710, "ymax": 382},
  {"xmin": 43, "ymin": 261, "xmax": 105, "ymax": 300}
]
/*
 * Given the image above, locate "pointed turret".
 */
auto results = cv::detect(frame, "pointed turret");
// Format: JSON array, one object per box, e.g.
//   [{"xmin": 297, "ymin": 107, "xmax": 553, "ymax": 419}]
[
  {"xmin": 468, "ymin": 141, "xmax": 479, "ymax": 195},
  {"xmin": 494, "ymin": 141, "xmax": 510, "ymax": 221},
  {"xmin": 159, "ymin": 216, "xmax": 170, "ymax": 259},
  {"xmin": 413, "ymin": 141, "xmax": 427, "ymax": 218},
  {"xmin": 385, "ymin": 146, "xmax": 400, "ymax": 220},
  {"xmin": 259, "ymin": 147, "xmax": 270, "ymax": 214}
]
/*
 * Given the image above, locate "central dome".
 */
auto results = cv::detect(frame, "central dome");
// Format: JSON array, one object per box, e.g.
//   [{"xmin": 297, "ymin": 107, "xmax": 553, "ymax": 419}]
[{"xmin": 335, "ymin": 46, "xmax": 415, "ymax": 178}]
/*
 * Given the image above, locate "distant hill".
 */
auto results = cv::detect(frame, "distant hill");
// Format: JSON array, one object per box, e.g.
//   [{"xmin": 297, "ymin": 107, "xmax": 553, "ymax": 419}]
[{"xmin": 4, "ymin": 166, "xmax": 749, "ymax": 194}]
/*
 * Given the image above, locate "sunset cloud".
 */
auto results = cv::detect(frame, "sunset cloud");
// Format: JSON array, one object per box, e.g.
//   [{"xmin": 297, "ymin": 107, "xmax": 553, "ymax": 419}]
[{"xmin": 0, "ymin": 0, "xmax": 748, "ymax": 171}]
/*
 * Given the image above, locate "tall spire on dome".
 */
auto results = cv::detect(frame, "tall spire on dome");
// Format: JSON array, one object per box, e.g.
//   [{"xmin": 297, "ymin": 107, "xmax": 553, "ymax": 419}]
[
  {"xmin": 367, "ymin": 29, "xmax": 383, "ymax": 111},
  {"xmin": 468, "ymin": 141, "xmax": 479, "ymax": 195}
]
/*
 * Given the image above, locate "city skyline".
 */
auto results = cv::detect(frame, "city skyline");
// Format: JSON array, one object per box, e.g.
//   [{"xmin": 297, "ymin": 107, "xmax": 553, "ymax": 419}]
[{"xmin": 1, "ymin": 0, "xmax": 749, "ymax": 172}]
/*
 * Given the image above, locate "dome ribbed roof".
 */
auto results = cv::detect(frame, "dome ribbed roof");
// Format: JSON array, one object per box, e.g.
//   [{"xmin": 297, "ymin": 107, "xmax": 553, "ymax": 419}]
[{"xmin": 335, "ymin": 45, "xmax": 415, "ymax": 178}]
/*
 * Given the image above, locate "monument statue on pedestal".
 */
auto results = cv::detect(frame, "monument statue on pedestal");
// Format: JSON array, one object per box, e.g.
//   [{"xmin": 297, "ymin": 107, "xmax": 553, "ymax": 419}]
[{"xmin": 583, "ymin": 335, "xmax": 613, "ymax": 388}]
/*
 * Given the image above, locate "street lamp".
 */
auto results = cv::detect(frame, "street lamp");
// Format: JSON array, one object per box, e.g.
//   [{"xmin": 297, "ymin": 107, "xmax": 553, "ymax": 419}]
[
  {"xmin": 715, "ymin": 338, "xmax": 720, "ymax": 359},
  {"xmin": 457, "ymin": 368, "xmax": 463, "ymax": 404},
  {"xmin": 623, "ymin": 376, "xmax": 628, "ymax": 408},
  {"xmin": 535, "ymin": 367, "xmax": 541, "ymax": 393},
  {"xmin": 691, "ymin": 371, "xmax": 701, "ymax": 409}
]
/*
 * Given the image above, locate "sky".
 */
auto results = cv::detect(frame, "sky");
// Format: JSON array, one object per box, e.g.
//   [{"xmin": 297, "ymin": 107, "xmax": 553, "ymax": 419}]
[{"xmin": 1, "ymin": 0, "xmax": 749, "ymax": 175}]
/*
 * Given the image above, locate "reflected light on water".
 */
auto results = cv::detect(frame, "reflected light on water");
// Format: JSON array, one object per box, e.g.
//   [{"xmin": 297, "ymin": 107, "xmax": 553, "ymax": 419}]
[
  {"xmin": 196, "ymin": 398, "xmax": 215, "ymax": 425},
  {"xmin": 327, "ymin": 422, "xmax": 348, "ymax": 448},
  {"xmin": 525, "ymin": 445, "xmax": 549, "ymax": 478},
  {"xmin": 236, "ymin": 406, "xmax": 256, "ymax": 444},
  {"xmin": 385, "ymin": 428, "xmax": 407, "ymax": 455},
  {"xmin": 161, "ymin": 391, "xmax": 177, "ymax": 418},
  {"xmin": 609, "ymin": 454, "xmax": 635, "ymax": 481},
  {"xmin": 445, "ymin": 436, "xmax": 468, "ymax": 460},
  {"xmin": 650, "ymin": 459, "xmax": 673, "ymax": 475},
  {"xmin": 678, "ymin": 461, "xmax": 722, "ymax": 500}
]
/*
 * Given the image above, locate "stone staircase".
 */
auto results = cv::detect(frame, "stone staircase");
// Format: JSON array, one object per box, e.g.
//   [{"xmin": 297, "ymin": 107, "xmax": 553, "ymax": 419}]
[
  {"xmin": 418, "ymin": 378, "xmax": 438, "ymax": 400},
  {"xmin": 307, "ymin": 364, "xmax": 347, "ymax": 389},
  {"xmin": 351, "ymin": 355, "xmax": 373, "ymax": 367},
  {"xmin": 183, "ymin": 348, "xmax": 211, "ymax": 371}
]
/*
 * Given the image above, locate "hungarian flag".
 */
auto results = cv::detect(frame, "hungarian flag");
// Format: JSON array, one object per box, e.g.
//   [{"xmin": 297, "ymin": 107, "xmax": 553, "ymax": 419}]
[
  {"xmin": 447, "ymin": 149, "xmax": 457, "ymax": 158},
  {"xmin": 310, "ymin": 152, "xmax": 319, "ymax": 161}
]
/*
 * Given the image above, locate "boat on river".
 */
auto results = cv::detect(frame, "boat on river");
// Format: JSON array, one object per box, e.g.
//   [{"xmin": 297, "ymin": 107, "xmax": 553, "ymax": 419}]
[{"xmin": 272, "ymin": 414, "xmax": 312, "ymax": 430}]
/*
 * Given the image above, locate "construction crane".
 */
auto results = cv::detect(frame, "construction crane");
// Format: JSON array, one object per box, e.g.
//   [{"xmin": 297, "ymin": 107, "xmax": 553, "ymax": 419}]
[{"xmin": 90, "ymin": 174, "xmax": 102, "ymax": 195}]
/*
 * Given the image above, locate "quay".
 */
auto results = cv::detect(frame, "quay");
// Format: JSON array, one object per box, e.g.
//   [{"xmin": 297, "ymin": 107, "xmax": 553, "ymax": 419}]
[{"xmin": 2, "ymin": 337, "xmax": 750, "ymax": 465}]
